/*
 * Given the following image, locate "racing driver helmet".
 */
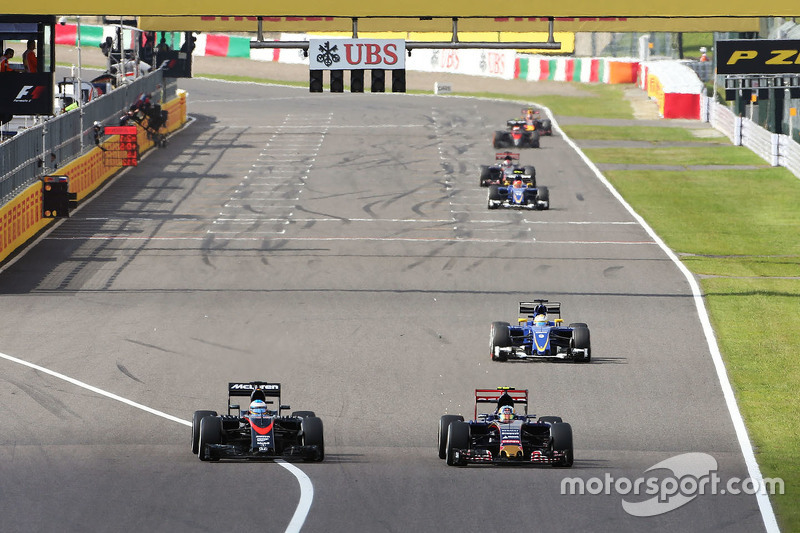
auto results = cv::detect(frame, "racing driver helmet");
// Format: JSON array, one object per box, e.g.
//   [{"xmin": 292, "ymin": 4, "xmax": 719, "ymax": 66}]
[
  {"xmin": 503, "ymin": 156, "xmax": 513, "ymax": 168},
  {"xmin": 533, "ymin": 314, "xmax": 547, "ymax": 326},
  {"xmin": 249, "ymin": 399, "xmax": 268, "ymax": 416},
  {"xmin": 498, "ymin": 405, "xmax": 515, "ymax": 423},
  {"xmin": 512, "ymin": 179, "xmax": 523, "ymax": 188}
]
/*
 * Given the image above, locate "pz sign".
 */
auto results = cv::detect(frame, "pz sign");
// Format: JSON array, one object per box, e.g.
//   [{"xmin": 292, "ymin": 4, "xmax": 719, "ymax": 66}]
[
  {"xmin": 308, "ymin": 39, "xmax": 406, "ymax": 70},
  {"xmin": 717, "ymin": 39, "xmax": 800, "ymax": 74}
]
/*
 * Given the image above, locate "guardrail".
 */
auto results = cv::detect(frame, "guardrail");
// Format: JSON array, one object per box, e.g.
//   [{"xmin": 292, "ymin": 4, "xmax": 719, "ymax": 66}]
[{"xmin": 0, "ymin": 71, "xmax": 177, "ymax": 204}]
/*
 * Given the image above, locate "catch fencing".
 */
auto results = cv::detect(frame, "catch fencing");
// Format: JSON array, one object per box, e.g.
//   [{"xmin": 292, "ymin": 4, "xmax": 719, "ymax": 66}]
[{"xmin": 0, "ymin": 71, "xmax": 177, "ymax": 204}]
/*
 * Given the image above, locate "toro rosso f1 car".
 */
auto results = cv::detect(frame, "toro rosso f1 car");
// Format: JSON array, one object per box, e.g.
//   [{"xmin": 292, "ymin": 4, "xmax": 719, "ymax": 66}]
[
  {"xmin": 487, "ymin": 180, "xmax": 549, "ymax": 210},
  {"xmin": 438, "ymin": 387, "xmax": 574, "ymax": 467},
  {"xmin": 490, "ymin": 300, "xmax": 591, "ymax": 363},
  {"xmin": 192, "ymin": 381, "xmax": 324, "ymax": 462},
  {"xmin": 479, "ymin": 152, "xmax": 536, "ymax": 187},
  {"xmin": 521, "ymin": 108, "xmax": 553, "ymax": 136},
  {"xmin": 493, "ymin": 119, "xmax": 540, "ymax": 149}
]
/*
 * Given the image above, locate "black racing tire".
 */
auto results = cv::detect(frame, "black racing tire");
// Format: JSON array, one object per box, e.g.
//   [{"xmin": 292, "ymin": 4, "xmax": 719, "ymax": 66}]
[
  {"xmin": 292, "ymin": 410, "xmax": 316, "ymax": 418},
  {"xmin": 302, "ymin": 416, "xmax": 325, "ymax": 462},
  {"xmin": 492, "ymin": 131, "xmax": 505, "ymax": 149},
  {"xmin": 487, "ymin": 185, "xmax": 503, "ymax": 209},
  {"xmin": 568, "ymin": 322, "xmax": 588, "ymax": 329},
  {"xmin": 550, "ymin": 422, "xmax": 574, "ymax": 467},
  {"xmin": 490, "ymin": 321, "xmax": 512, "ymax": 361},
  {"xmin": 541, "ymin": 119, "xmax": 552, "ymax": 135},
  {"xmin": 192, "ymin": 410, "xmax": 217, "ymax": 455},
  {"xmin": 446, "ymin": 421, "xmax": 470, "ymax": 466},
  {"xmin": 536, "ymin": 186, "xmax": 549, "ymax": 209},
  {"xmin": 530, "ymin": 130, "xmax": 541, "ymax": 148},
  {"xmin": 198, "ymin": 415, "xmax": 222, "ymax": 461},
  {"xmin": 571, "ymin": 326, "xmax": 591, "ymax": 363},
  {"xmin": 523, "ymin": 165, "xmax": 536, "ymax": 187},
  {"xmin": 479, "ymin": 165, "xmax": 491, "ymax": 187},
  {"xmin": 538, "ymin": 416, "xmax": 563, "ymax": 425},
  {"xmin": 438, "ymin": 415, "xmax": 465, "ymax": 459}
]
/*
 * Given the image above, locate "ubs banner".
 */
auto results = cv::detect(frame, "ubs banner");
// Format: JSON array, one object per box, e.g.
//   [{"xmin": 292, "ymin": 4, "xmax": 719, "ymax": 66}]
[
  {"xmin": 0, "ymin": 73, "xmax": 54, "ymax": 115},
  {"xmin": 308, "ymin": 39, "xmax": 405, "ymax": 70},
  {"xmin": 717, "ymin": 39, "xmax": 800, "ymax": 75}
]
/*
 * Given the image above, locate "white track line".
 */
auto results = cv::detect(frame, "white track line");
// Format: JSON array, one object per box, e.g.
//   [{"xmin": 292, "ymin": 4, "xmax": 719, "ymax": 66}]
[
  {"xmin": 0, "ymin": 349, "xmax": 314, "ymax": 533},
  {"xmin": 544, "ymin": 104, "xmax": 779, "ymax": 533}
]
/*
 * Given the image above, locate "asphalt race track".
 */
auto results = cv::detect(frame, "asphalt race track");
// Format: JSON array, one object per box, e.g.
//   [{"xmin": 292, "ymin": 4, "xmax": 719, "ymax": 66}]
[{"xmin": 0, "ymin": 78, "xmax": 768, "ymax": 532}]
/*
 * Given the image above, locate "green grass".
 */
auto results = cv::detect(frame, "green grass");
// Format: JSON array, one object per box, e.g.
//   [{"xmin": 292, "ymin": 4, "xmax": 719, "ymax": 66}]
[
  {"xmin": 585, "ymin": 146, "xmax": 769, "ymax": 167},
  {"xmin": 560, "ymin": 124, "xmax": 726, "ymax": 143},
  {"xmin": 700, "ymin": 278, "xmax": 800, "ymax": 531},
  {"xmin": 600, "ymin": 162, "xmax": 800, "ymax": 531}
]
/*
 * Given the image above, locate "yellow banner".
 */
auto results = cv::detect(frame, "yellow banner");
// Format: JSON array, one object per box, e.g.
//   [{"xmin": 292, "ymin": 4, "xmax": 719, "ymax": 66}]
[{"xmin": 138, "ymin": 15, "xmax": 760, "ymax": 33}]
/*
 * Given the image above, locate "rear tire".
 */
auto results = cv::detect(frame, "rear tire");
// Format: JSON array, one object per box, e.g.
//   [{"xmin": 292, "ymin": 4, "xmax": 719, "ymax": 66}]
[
  {"xmin": 541, "ymin": 119, "xmax": 552, "ymax": 135},
  {"xmin": 301, "ymin": 416, "xmax": 325, "ymax": 462},
  {"xmin": 438, "ymin": 415, "xmax": 464, "ymax": 459},
  {"xmin": 198, "ymin": 416, "xmax": 222, "ymax": 462},
  {"xmin": 446, "ymin": 421, "xmax": 470, "ymax": 466},
  {"xmin": 571, "ymin": 326, "xmax": 591, "ymax": 363},
  {"xmin": 550, "ymin": 422, "xmax": 574, "ymax": 467},
  {"xmin": 492, "ymin": 132, "xmax": 505, "ymax": 149},
  {"xmin": 538, "ymin": 416, "xmax": 563, "ymax": 425},
  {"xmin": 530, "ymin": 131, "xmax": 541, "ymax": 148},
  {"xmin": 192, "ymin": 410, "xmax": 217, "ymax": 455},
  {"xmin": 523, "ymin": 165, "xmax": 536, "ymax": 188},
  {"xmin": 479, "ymin": 165, "xmax": 491, "ymax": 187},
  {"xmin": 490, "ymin": 321, "xmax": 511, "ymax": 361}
]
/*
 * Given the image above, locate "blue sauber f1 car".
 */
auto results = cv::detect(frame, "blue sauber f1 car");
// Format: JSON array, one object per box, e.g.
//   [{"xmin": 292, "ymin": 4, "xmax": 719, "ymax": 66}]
[
  {"xmin": 192, "ymin": 381, "xmax": 324, "ymax": 462},
  {"xmin": 490, "ymin": 300, "xmax": 591, "ymax": 363},
  {"xmin": 487, "ymin": 180, "xmax": 549, "ymax": 210},
  {"xmin": 438, "ymin": 387, "xmax": 574, "ymax": 467}
]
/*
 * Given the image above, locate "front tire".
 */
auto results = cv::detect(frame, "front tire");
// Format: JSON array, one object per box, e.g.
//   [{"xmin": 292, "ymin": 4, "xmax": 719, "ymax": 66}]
[
  {"xmin": 438, "ymin": 415, "xmax": 464, "ymax": 459},
  {"xmin": 446, "ymin": 421, "xmax": 470, "ymax": 466},
  {"xmin": 571, "ymin": 326, "xmax": 591, "ymax": 363},
  {"xmin": 487, "ymin": 185, "xmax": 503, "ymax": 210},
  {"xmin": 198, "ymin": 415, "xmax": 222, "ymax": 461},
  {"xmin": 490, "ymin": 321, "xmax": 512, "ymax": 361},
  {"xmin": 550, "ymin": 422, "xmax": 574, "ymax": 467},
  {"xmin": 301, "ymin": 416, "xmax": 325, "ymax": 462},
  {"xmin": 292, "ymin": 410, "xmax": 316, "ymax": 418},
  {"xmin": 192, "ymin": 410, "xmax": 217, "ymax": 455}
]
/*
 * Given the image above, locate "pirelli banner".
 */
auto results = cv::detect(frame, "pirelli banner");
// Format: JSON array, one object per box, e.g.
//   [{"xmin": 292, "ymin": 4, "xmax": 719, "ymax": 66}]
[{"xmin": 717, "ymin": 39, "xmax": 800, "ymax": 75}]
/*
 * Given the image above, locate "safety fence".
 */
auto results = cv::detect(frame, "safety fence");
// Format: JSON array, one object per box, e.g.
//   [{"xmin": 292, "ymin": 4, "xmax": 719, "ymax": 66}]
[
  {"xmin": 0, "ymin": 71, "xmax": 176, "ymax": 204},
  {"xmin": 707, "ymin": 97, "xmax": 800, "ymax": 178}
]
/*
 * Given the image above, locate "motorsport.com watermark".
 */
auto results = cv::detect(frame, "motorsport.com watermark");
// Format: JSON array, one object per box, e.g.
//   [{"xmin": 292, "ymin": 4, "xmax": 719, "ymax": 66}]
[{"xmin": 560, "ymin": 453, "xmax": 784, "ymax": 517}]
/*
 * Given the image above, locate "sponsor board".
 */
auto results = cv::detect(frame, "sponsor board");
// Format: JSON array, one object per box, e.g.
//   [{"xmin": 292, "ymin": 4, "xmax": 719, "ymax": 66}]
[
  {"xmin": 717, "ymin": 39, "xmax": 800, "ymax": 75},
  {"xmin": 309, "ymin": 39, "xmax": 405, "ymax": 70}
]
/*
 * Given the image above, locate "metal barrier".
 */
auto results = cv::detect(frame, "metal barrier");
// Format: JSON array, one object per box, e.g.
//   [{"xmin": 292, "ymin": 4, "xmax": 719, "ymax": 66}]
[
  {"xmin": 0, "ymin": 71, "xmax": 176, "ymax": 204},
  {"xmin": 708, "ymin": 97, "xmax": 800, "ymax": 176}
]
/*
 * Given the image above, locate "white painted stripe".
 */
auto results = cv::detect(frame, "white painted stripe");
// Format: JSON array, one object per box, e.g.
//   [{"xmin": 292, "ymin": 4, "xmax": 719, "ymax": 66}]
[
  {"xmin": 545, "ymin": 104, "xmax": 780, "ymax": 532},
  {"xmin": 0, "ymin": 350, "xmax": 191, "ymax": 427},
  {"xmin": 0, "ymin": 349, "xmax": 315, "ymax": 533},
  {"xmin": 43, "ymin": 235, "xmax": 655, "ymax": 245},
  {"xmin": 275, "ymin": 460, "xmax": 315, "ymax": 533}
]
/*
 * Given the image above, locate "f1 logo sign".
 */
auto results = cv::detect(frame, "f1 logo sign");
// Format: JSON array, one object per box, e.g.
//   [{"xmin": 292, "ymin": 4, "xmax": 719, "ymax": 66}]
[
  {"xmin": 309, "ymin": 39, "xmax": 405, "ymax": 70},
  {"xmin": 14, "ymin": 85, "xmax": 46, "ymax": 102}
]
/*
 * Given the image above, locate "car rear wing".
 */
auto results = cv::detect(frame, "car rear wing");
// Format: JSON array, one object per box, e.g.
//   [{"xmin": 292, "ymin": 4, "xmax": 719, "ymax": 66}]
[
  {"xmin": 519, "ymin": 300, "xmax": 561, "ymax": 318},
  {"xmin": 474, "ymin": 387, "xmax": 528, "ymax": 419},
  {"xmin": 227, "ymin": 382, "xmax": 286, "ymax": 415},
  {"xmin": 495, "ymin": 151, "xmax": 520, "ymax": 162},
  {"xmin": 507, "ymin": 119, "xmax": 526, "ymax": 127}
]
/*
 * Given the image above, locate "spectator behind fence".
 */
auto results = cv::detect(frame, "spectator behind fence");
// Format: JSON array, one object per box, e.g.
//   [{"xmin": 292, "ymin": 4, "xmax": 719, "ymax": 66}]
[
  {"xmin": 22, "ymin": 40, "xmax": 37, "ymax": 72},
  {"xmin": 1, "ymin": 48, "xmax": 17, "ymax": 72},
  {"xmin": 100, "ymin": 36, "xmax": 113, "ymax": 57}
]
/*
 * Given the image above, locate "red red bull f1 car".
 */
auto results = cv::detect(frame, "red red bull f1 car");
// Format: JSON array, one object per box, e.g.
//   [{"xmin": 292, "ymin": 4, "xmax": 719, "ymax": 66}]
[
  {"xmin": 438, "ymin": 387, "xmax": 574, "ymax": 467},
  {"xmin": 192, "ymin": 381, "xmax": 324, "ymax": 462}
]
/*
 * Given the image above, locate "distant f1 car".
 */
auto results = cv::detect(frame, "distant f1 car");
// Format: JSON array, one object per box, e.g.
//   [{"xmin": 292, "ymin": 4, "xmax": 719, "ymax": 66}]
[
  {"xmin": 487, "ymin": 179, "xmax": 549, "ymax": 210},
  {"xmin": 493, "ymin": 119, "xmax": 540, "ymax": 148},
  {"xmin": 521, "ymin": 108, "xmax": 553, "ymax": 136},
  {"xmin": 438, "ymin": 387, "xmax": 574, "ymax": 467},
  {"xmin": 490, "ymin": 300, "xmax": 591, "ymax": 362},
  {"xmin": 192, "ymin": 381, "xmax": 324, "ymax": 462},
  {"xmin": 479, "ymin": 152, "xmax": 536, "ymax": 187}
]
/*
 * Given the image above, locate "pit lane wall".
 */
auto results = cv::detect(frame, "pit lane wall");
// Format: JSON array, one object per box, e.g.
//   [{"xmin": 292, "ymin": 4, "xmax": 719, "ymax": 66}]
[{"xmin": 0, "ymin": 91, "xmax": 187, "ymax": 265}]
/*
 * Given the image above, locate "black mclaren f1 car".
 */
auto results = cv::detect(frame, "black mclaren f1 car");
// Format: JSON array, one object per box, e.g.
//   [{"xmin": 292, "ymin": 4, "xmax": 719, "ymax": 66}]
[{"xmin": 192, "ymin": 381, "xmax": 324, "ymax": 462}]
